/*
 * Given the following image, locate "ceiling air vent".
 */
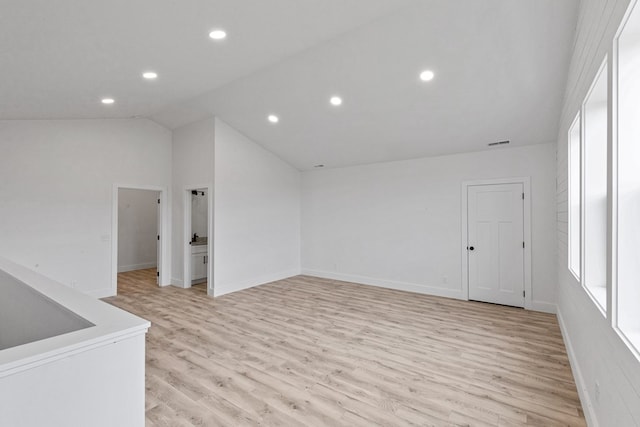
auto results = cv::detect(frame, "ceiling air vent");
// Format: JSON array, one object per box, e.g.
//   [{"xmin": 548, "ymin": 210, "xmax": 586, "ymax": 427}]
[{"xmin": 488, "ymin": 140, "xmax": 510, "ymax": 147}]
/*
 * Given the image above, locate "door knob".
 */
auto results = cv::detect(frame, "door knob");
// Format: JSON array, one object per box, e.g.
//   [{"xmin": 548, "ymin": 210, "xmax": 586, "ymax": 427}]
[{"xmin": 468, "ymin": 246, "xmax": 475, "ymax": 251}]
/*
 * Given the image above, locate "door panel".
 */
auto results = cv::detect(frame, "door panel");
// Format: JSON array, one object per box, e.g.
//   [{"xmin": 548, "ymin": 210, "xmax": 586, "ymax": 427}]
[
  {"xmin": 468, "ymin": 183, "xmax": 524, "ymax": 307},
  {"xmin": 498, "ymin": 221, "xmax": 517, "ymax": 292},
  {"xmin": 476, "ymin": 221, "xmax": 492, "ymax": 290}
]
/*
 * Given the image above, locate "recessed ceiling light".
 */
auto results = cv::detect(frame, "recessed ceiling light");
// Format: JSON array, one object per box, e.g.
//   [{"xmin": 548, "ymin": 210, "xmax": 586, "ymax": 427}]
[
  {"xmin": 268, "ymin": 115, "xmax": 279, "ymax": 124},
  {"xmin": 142, "ymin": 71, "xmax": 158, "ymax": 79},
  {"xmin": 419, "ymin": 70, "xmax": 435, "ymax": 82},
  {"xmin": 209, "ymin": 29, "xmax": 227, "ymax": 40},
  {"xmin": 101, "ymin": 98, "xmax": 115, "ymax": 105},
  {"xmin": 330, "ymin": 96, "xmax": 343, "ymax": 106}
]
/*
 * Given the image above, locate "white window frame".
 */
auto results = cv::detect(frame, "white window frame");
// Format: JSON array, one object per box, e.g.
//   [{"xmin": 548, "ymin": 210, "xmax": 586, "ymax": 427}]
[
  {"xmin": 568, "ymin": 113, "xmax": 581, "ymax": 282},
  {"xmin": 580, "ymin": 58, "xmax": 608, "ymax": 316},
  {"xmin": 612, "ymin": 0, "xmax": 640, "ymax": 359}
]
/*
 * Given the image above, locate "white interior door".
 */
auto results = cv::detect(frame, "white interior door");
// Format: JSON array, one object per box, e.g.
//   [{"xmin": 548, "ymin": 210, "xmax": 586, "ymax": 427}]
[{"xmin": 467, "ymin": 183, "xmax": 525, "ymax": 307}]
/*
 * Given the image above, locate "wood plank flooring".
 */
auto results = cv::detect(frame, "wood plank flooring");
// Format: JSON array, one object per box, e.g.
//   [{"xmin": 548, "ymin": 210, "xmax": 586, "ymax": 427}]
[{"xmin": 104, "ymin": 269, "xmax": 585, "ymax": 426}]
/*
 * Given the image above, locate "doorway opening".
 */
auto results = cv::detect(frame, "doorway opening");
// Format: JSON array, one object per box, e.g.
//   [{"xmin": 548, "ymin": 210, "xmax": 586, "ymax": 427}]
[
  {"xmin": 183, "ymin": 186, "xmax": 213, "ymax": 295},
  {"xmin": 111, "ymin": 185, "xmax": 168, "ymax": 295},
  {"xmin": 461, "ymin": 177, "xmax": 532, "ymax": 309}
]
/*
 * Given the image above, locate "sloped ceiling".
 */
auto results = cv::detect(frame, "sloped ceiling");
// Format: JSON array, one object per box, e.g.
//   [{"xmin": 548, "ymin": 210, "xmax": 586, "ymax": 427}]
[{"xmin": 1, "ymin": 0, "xmax": 578, "ymax": 169}]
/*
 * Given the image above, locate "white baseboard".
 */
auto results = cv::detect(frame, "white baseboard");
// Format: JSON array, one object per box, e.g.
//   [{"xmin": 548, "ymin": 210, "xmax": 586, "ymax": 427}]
[
  {"xmin": 87, "ymin": 287, "xmax": 115, "ymax": 299},
  {"xmin": 214, "ymin": 268, "xmax": 300, "ymax": 297},
  {"xmin": 170, "ymin": 278, "xmax": 206, "ymax": 289},
  {"xmin": 301, "ymin": 269, "xmax": 464, "ymax": 300},
  {"xmin": 556, "ymin": 308, "xmax": 598, "ymax": 427},
  {"xmin": 117, "ymin": 262, "xmax": 157, "ymax": 273},
  {"xmin": 530, "ymin": 300, "xmax": 557, "ymax": 314}
]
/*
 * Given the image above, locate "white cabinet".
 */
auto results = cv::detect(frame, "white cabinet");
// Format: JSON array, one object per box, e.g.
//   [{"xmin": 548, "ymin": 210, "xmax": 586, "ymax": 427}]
[{"xmin": 191, "ymin": 245, "xmax": 208, "ymax": 283}]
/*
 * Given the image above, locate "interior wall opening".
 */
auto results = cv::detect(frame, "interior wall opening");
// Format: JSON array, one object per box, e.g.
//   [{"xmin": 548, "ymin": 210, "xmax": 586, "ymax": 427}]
[
  {"xmin": 113, "ymin": 186, "xmax": 165, "ymax": 295},
  {"xmin": 183, "ymin": 187, "xmax": 212, "ymax": 294}
]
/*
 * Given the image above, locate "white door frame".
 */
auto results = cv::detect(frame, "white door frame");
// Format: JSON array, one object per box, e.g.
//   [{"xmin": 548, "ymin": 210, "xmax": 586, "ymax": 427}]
[
  {"xmin": 183, "ymin": 185, "xmax": 213, "ymax": 296},
  {"xmin": 461, "ymin": 177, "xmax": 532, "ymax": 309},
  {"xmin": 111, "ymin": 184, "xmax": 170, "ymax": 295}
]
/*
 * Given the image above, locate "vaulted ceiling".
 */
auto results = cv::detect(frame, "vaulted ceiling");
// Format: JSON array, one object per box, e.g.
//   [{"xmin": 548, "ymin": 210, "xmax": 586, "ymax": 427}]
[{"xmin": 0, "ymin": 0, "xmax": 578, "ymax": 169}]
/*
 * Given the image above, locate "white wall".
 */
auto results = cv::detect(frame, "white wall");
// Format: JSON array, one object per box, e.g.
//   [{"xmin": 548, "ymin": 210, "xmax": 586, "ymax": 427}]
[
  {"xmin": 0, "ymin": 119, "xmax": 172, "ymax": 297},
  {"xmin": 213, "ymin": 118, "xmax": 300, "ymax": 296},
  {"xmin": 1, "ymin": 334, "xmax": 146, "ymax": 427},
  {"xmin": 171, "ymin": 118, "xmax": 215, "ymax": 287},
  {"xmin": 302, "ymin": 144, "xmax": 556, "ymax": 311},
  {"xmin": 117, "ymin": 189, "xmax": 158, "ymax": 273},
  {"xmin": 555, "ymin": 0, "xmax": 640, "ymax": 425}
]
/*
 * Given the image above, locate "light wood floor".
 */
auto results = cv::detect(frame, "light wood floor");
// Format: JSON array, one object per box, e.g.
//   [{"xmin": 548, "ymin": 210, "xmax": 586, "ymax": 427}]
[{"xmin": 105, "ymin": 269, "xmax": 585, "ymax": 427}]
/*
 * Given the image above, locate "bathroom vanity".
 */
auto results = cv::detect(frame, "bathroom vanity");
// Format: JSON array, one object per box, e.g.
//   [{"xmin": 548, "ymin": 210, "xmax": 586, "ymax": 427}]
[{"xmin": 191, "ymin": 241, "xmax": 208, "ymax": 283}]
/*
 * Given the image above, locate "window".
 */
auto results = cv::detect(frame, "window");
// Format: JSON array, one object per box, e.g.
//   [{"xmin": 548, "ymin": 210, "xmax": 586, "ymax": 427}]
[
  {"xmin": 568, "ymin": 114, "xmax": 581, "ymax": 280},
  {"xmin": 616, "ymin": 0, "xmax": 640, "ymax": 351},
  {"xmin": 582, "ymin": 60, "xmax": 608, "ymax": 312},
  {"xmin": 568, "ymin": 60, "xmax": 608, "ymax": 314}
]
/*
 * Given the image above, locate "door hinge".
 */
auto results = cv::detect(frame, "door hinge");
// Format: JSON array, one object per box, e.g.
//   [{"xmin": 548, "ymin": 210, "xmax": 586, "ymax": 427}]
[
  {"xmin": 157, "ymin": 271, "xmax": 159, "ymax": 277},
  {"xmin": 157, "ymin": 235, "xmax": 160, "ymax": 240},
  {"xmin": 523, "ymin": 290, "xmax": 525, "ymax": 297},
  {"xmin": 522, "ymin": 192, "xmax": 524, "ymax": 200},
  {"xmin": 157, "ymin": 198, "xmax": 160, "ymax": 204},
  {"xmin": 522, "ymin": 241, "xmax": 525, "ymax": 248}
]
